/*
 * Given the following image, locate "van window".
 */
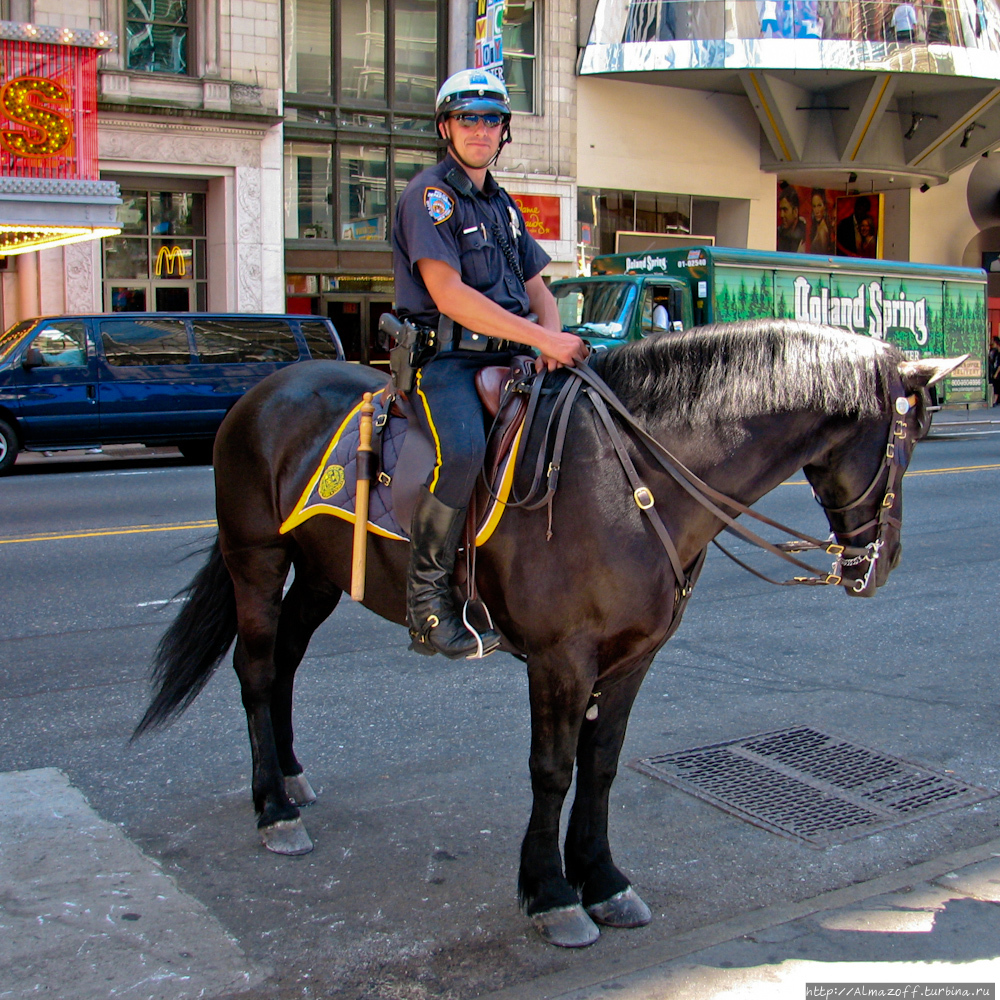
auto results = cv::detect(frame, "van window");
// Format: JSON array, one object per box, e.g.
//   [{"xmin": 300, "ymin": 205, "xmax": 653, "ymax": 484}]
[
  {"xmin": 31, "ymin": 321, "xmax": 89, "ymax": 366},
  {"xmin": 191, "ymin": 318, "xmax": 300, "ymax": 364},
  {"xmin": 101, "ymin": 318, "xmax": 192, "ymax": 366},
  {"xmin": 0, "ymin": 319, "xmax": 38, "ymax": 363},
  {"xmin": 299, "ymin": 319, "xmax": 340, "ymax": 360}
]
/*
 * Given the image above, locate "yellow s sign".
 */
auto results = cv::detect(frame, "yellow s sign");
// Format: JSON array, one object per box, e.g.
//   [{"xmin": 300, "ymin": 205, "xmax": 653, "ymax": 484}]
[{"xmin": 0, "ymin": 76, "xmax": 73, "ymax": 158}]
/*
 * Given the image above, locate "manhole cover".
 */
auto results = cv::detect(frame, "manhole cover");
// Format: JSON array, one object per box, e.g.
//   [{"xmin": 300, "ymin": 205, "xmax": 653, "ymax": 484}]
[{"xmin": 630, "ymin": 726, "xmax": 997, "ymax": 848}]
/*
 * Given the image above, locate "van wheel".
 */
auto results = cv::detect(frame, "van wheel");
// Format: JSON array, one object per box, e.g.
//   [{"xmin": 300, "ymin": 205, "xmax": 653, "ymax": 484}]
[
  {"xmin": 178, "ymin": 441, "xmax": 214, "ymax": 464},
  {"xmin": 0, "ymin": 418, "xmax": 19, "ymax": 475}
]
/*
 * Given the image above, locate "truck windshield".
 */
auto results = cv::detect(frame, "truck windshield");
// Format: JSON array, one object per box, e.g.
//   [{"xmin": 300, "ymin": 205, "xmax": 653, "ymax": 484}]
[
  {"xmin": 553, "ymin": 281, "xmax": 636, "ymax": 339},
  {"xmin": 0, "ymin": 319, "xmax": 37, "ymax": 364}
]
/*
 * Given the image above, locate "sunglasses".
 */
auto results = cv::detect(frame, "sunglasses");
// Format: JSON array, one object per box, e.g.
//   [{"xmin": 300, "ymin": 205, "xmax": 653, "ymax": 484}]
[{"xmin": 450, "ymin": 113, "xmax": 505, "ymax": 129}]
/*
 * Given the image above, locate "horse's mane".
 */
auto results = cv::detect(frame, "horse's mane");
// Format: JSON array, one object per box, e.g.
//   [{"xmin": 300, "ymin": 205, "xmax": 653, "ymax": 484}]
[{"xmin": 589, "ymin": 320, "xmax": 901, "ymax": 425}]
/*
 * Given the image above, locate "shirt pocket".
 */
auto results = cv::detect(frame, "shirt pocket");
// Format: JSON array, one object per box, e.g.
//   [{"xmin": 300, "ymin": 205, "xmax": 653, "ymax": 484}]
[{"xmin": 458, "ymin": 228, "xmax": 494, "ymax": 290}]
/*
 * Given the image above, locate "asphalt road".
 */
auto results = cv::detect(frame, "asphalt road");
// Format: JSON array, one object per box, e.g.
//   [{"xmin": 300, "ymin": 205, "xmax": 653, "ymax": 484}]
[{"xmin": 0, "ymin": 425, "xmax": 998, "ymax": 999}]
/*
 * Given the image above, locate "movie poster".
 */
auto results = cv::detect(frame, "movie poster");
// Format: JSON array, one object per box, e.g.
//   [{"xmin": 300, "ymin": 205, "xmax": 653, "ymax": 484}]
[
  {"xmin": 834, "ymin": 193, "xmax": 883, "ymax": 258},
  {"xmin": 776, "ymin": 183, "xmax": 837, "ymax": 255},
  {"xmin": 777, "ymin": 183, "xmax": 882, "ymax": 258}
]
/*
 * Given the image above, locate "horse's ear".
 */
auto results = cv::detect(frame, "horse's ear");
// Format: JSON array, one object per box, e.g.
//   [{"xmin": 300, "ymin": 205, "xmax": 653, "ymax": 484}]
[{"xmin": 898, "ymin": 354, "xmax": 969, "ymax": 391}]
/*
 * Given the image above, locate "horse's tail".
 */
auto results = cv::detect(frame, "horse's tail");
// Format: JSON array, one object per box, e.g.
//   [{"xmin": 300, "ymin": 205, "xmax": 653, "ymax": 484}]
[{"xmin": 132, "ymin": 537, "xmax": 237, "ymax": 739}]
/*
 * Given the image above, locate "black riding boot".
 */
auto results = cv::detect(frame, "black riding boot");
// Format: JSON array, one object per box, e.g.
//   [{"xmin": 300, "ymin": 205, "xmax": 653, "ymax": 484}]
[{"xmin": 406, "ymin": 486, "xmax": 501, "ymax": 658}]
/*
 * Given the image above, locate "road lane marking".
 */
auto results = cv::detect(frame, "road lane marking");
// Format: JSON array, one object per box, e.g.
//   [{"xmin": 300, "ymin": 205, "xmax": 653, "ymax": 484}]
[
  {"xmin": 2, "ymin": 464, "xmax": 998, "ymax": 544},
  {"xmin": 0, "ymin": 520, "xmax": 216, "ymax": 544},
  {"xmin": 784, "ymin": 463, "xmax": 1000, "ymax": 486}
]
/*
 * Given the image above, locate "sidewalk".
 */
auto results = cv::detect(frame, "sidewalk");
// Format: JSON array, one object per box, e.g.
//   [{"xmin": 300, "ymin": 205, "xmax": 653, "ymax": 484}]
[
  {"xmin": 483, "ymin": 839, "xmax": 1000, "ymax": 1000},
  {"xmin": 927, "ymin": 405, "xmax": 1000, "ymax": 437}
]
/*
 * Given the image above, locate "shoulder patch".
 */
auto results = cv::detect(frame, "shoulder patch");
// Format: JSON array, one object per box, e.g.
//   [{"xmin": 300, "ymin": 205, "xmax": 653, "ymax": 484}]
[{"xmin": 424, "ymin": 187, "xmax": 454, "ymax": 225}]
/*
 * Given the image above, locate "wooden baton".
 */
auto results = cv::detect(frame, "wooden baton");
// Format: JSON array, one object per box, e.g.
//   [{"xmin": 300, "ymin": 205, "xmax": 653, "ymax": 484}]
[{"xmin": 350, "ymin": 392, "xmax": 376, "ymax": 602}]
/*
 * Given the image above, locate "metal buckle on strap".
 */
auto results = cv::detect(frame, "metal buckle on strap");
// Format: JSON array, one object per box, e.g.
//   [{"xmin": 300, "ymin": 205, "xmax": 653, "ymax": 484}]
[
  {"xmin": 634, "ymin": 486, "xmax": 655, "ymax": 509},
  {"xmin": 825, "ymin": 573, "xmax": 842, "ymax": 586},
  {"xmin": 894, "ymin": 418, "xmax": 907, "ymax": 439},
  {"xmin": 885, "ymin": 441, "xmax": 895, "ymax": 459},
  {"xmin": 377, "ymin": 471, "xmax": 392, "ymax": 486},
  {"xmin": 825, "ymin": 542, "xmax": 845, "ymax": 556},
  {"xmin": 881, "ymin": 491, "xmax": 896, "ymax": 508}
]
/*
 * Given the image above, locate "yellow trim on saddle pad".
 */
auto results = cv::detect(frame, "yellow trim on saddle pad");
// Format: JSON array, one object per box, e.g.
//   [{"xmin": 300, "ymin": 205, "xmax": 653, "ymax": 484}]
[
  {"xmin": 278, "ymin": 388, "xmax": 406, "ymax": 540},
  {"xmin": 474, "ymin": 421, "xmax": 524, "ymax": 546},
  {"xmin": 278, "ymin": 387, "xmax": 524, "ymax": 546}
]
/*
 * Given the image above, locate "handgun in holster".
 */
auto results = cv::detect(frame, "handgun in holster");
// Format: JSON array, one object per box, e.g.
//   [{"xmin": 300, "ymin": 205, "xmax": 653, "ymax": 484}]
[{"xmin": 377, "ymin": 313, "xmax": 437, "ymax": 393}]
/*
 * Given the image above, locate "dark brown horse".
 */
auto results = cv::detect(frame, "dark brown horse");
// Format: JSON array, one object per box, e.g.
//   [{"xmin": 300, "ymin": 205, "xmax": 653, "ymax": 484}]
[{"xmin": 135, "ymin": 321, "xmax": 959, "ymax": 947}]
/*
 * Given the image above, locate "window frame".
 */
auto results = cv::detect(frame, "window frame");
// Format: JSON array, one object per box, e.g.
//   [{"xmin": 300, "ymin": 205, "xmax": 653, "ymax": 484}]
[
  {"xmin": 282, "ymin": 0, "xmax": 447, "ymax": 250},
  {"xmin": 124, "ymin": 0, "xmax": 194, "ymax": 77},
  {"xmin": 503, "ymin": 0, "xmax": 541, "ymax": 116}
]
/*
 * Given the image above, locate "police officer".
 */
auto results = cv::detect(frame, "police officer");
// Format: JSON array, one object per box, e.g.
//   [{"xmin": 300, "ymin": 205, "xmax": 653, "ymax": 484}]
[{"xmin": 393, "ymin": 68, "xmax": 587, "ymax": 659}]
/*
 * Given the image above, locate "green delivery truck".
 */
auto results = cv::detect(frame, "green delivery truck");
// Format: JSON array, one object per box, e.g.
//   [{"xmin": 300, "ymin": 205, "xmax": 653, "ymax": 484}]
[{"xmin": 550, "ymin": 246, "xmax": 987, "ymax": 406}]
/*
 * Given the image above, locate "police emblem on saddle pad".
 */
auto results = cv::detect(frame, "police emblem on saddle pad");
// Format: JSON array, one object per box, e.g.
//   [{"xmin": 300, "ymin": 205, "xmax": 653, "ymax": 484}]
[
  {"xmin": 280, "ymin": 388, "xmax": 522, "ymax": 544},
  {"xmin": 424, "ymin": 187, "xmax": 454, "ymax": 225}
]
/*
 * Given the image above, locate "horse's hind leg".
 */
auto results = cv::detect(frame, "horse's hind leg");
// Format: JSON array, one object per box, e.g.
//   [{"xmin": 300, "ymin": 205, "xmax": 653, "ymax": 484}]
[
  {"xmin": 564, "ymin": 653, "xmax": 654, "ymax": 929},
  {"xmin": 227, "ymin": 544, "xmax": 313, "ymax": 855},
  {"xmin": 271, "ymin": 571, "xmax": 343, "ymax": 807}
]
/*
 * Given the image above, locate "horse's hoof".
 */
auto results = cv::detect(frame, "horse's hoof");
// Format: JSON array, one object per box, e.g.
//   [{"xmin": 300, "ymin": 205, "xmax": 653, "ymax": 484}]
[
  {"xmin": 530, "ymin": 904, "xmax": 600, "ymax": 948},
  {"xmin": 586, "ymin": 886, "xmax": 652, "ymax": 928},
  {"xmin": 284, "ymin": 773, "xmax": 317, "ymax": 806},
  {"xmin": 259, "ymin": 818, "xmax": 313, "ymax": 855}
]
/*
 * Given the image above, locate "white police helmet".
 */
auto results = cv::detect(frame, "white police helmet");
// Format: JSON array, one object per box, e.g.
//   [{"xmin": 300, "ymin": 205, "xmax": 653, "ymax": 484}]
[{"xmin": 435, "ymin": 69, "xmax": 511, "ymax": 121}]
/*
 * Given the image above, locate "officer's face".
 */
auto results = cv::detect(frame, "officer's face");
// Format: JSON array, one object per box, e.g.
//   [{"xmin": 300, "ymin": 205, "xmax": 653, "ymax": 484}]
[{"xmin": 440, "ymin": 114, "xmax": 502, "ymax": 169}]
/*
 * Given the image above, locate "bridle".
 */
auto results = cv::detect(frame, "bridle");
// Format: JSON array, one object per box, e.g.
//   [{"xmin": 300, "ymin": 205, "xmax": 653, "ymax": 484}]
[
  {"xmin": 810, "ymin": 395, "xmax": 915, "ymax": 593},
  {"xmin": 498, "ymin": 362, "xmax": 916, "ymax": 598}
]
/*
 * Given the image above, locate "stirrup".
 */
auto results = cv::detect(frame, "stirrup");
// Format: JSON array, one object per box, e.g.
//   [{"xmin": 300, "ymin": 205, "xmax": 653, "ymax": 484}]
[{"xmin": 461, "ymin": 600, "xmax": 499, "ymax": 659}]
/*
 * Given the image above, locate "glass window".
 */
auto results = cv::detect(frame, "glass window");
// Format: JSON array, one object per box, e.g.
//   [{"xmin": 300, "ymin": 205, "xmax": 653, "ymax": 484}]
[
  {"xmin": 0, "ymin": 320, "xmax": 37, "ymax": 364},
  {"xmin": 126, "ymin": 0, "xmax": 188, "ymax": 74},
  {"xmin": 393, "ymin": 147, "xmax": 436, "ymax": 200},
  {"xmin": 285, "ymin": 0, "xmax": 331, "ymax": 95},
  {"xmin": 150, "ymin": 192, "xmax": 204, "ymax": 236},
  {"xmin": 116, "ymin": 191, "xmax": 148, "ymax": 234},
  {"xmin": 341, "ymin": 0, "xmax": 386, "ymax": 102},
  {"xmin": 101, "ymin": 319, "xmax": 192, "ymax": 366},
  {"xmin": 104, "ymin": 238, "xmax": 149, "ymax": 280},
  {"xmin": 110, "ymin": 287, "xmax": 148, "ymax": 311},
  {"xmin": 285, "ymin": 143, "xmax": 334, "ymax": 239},
  {"xmin": 30, "ymin": 322, "xmax": 88, "ymax": 367},
  {"xmin": 152, "ymin": 239, "xmax": 202, "ymax": 280},
  {"xmin": 394, "ymin": 0, "xmax": 438, "ymax": 106},
  {"xmin": 503, "ymin": 0, "xmax": 537, "ymax": 114},
  {"xmin": 340, "ymin": 144, "xmax": 387, "ymax": 241},
  {"xmin": 191, "ymin": 319, "xmax": 301, "ymax": 364},
  {"xmin": 299, "ymin": 319, "xmax": 341, "ymax": 359}
]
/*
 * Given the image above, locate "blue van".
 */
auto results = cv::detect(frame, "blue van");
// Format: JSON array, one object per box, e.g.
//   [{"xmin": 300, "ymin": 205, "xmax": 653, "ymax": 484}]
[{"xmin": 0, "ymin": 313, "xmax": 344, "ymax": 474}]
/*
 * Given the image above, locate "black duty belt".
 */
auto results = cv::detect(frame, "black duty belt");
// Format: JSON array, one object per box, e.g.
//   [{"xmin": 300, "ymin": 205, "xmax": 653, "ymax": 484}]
[{"xmin": 437, "ymin": 315, "xmax": 512, "ymax": 354}]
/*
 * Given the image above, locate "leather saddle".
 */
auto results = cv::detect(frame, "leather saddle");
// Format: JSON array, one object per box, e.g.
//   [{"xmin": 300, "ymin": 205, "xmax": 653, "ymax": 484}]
[{"xmin": 389, "ymin": 355, "xmax": 536, "ymax": 535}]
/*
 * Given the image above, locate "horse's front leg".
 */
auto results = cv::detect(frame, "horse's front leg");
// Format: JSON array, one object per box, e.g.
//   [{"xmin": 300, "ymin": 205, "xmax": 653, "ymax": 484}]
[
  {"xmin": 228, "ymin": 548, "xmax": 313, "ymax": 855},
  {"xmin": 520, "ymin": 646, "xmax": 600, "ymax": 948},
  {"xmin": 565, "ymin": 653, "xmax": 655, "ymax": 929}
]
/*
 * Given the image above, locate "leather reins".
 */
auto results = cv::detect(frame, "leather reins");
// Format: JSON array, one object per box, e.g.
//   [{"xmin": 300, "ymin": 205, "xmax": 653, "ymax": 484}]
[{"xmin": 495, "ymin": 361, "xmax": 912, "ymax": 596}]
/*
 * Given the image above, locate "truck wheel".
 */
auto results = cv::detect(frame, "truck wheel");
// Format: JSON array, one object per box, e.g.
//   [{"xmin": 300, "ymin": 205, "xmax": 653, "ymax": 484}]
[{"xmin": 0, "ymin": 418, "xmax": 19, "ymax": 475}]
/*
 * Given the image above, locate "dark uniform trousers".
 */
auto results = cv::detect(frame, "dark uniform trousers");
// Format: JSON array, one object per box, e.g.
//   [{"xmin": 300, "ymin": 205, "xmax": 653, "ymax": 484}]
[{"xmin": 413, "ymin": 348, "xmax": 516, "ymax": 509}]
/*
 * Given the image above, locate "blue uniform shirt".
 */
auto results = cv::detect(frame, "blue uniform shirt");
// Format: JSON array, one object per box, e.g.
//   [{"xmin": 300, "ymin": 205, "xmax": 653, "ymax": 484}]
[{"xmin": 392, "ymin": 152, "xmax": 551, "ymax": 327}]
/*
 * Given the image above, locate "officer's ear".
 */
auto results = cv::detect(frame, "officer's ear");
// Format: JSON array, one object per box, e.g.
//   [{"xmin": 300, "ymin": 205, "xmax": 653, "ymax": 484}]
[{"xmin": 437, "ymin": 118, "xmax": 450, "ymax": 142}]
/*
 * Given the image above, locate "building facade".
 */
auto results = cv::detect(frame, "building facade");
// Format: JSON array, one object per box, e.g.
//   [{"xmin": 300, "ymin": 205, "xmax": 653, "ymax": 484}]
[
  {"xmin": 3, "ymin": 0, "xmax": 284, "ymax": 324},
  {"xmin": 4, "ymin": 0, "xmax": 1000, "ymax": 347}
]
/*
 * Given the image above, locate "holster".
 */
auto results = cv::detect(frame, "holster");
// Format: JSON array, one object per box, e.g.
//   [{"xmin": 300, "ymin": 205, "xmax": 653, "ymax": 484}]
[{"xmin": 379, "ymin": 313, "xmax": 437, "ymax": 393}]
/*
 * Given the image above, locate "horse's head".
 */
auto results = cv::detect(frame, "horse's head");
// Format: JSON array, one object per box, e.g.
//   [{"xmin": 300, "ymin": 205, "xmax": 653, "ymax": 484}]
[{"xmin": 803, "ymin": 354, "xmax": 965, "ymax": 597}]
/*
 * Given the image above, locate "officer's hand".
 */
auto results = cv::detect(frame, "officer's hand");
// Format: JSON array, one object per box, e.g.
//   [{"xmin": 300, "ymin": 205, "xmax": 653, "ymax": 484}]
[{"xmin": 535, "ymin": 330, "xmax": 589, "ymax": 372}]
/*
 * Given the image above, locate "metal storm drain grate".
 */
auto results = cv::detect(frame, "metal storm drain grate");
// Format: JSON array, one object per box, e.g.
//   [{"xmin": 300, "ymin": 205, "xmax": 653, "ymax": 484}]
[{"xmin": 630, "ymin": 726, "xmax": 997, "ymax": 848}]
